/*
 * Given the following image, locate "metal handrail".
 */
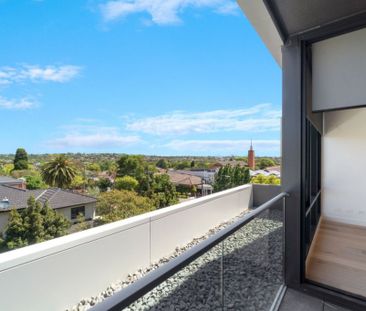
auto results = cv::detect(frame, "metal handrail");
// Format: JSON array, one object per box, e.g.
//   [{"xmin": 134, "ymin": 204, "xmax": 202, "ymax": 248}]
[{"xmin": 91, "ymin": 192, "xmax": 289, "ymax": 311}]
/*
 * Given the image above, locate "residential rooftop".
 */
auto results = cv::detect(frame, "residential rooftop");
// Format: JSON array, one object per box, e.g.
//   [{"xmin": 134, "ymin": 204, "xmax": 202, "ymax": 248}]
[{"xmin": 0, "ymin": 185, "xmax": 97, "ymax": 211}]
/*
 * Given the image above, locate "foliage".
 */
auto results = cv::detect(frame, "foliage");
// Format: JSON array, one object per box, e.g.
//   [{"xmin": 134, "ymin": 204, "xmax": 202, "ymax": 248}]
[
  {"xmin": 214, "ymin": 164, "xmax": 251, "ymax": 192},
  {"xmin": 114, "ymin": 176, "xmax": 139, "ymax": 191},
  {"xmin": 97, "ymin": 178, "xmax": 113, "ymax": 192},
  {"xmin": 3, "ymin": 197, "xmax": 70, "ymax": 250},
  {"xmin": 151, "ymin": 174, "xmax": 178, "ymax": 208},
  {"xmin": 251, "ymin": 174, "xmax": 281, "ymax": 185},
  {"xmin": 96, "ymin": 190, "xmax": 154, "ymax": 224},
  {"xmin": 70, "ymin": 175, "xmax": 86, "ymax": 190},
  {"xmin": 100, "ymin": 160, "xmax": 117, "ymax": 174},
  {"xmin": 86, "ymin": 186, "xmax": 100, "ymax": 197},
  {"xmin": 41, "ymin": 155, "xmax": 77, "ymax": 189},
  {"xmin": 156, "ymin": 158, "xmax": 168, "ymax": 169},
  {"xmin": 2, "ymin": 163, "xmax": 14, "ymax": 175},
  {"xmin": 25, "ymin": 175, "xmax": 48, "ymax": 190},
  {"xmin": 74, "ymin": 213, "xmax": 90, "ymax": 231},
  {"xmin": 4, "ymin": 209, "xmax": 28, "ymax": 249},
  {"xmin": 13, "ymin": 148, "xmax": 29, "ymax": 170},
  {"xmin": 117, "ymin": 155, "xmax": 145, "ymax": 180},
  {"xmin": 257, "ymin": 158, "xmax": 276, "ymax": 169},
  {"xmin": 11, "ymin": 169, "xmax": 37, "ymax": 179},
  {"xmin": 87, "ymin": 163, "xmax": 101, "ymax": 172},
  {"xmin": 173, "ymin": 161, "xmax": 191, "ymax": 170}
]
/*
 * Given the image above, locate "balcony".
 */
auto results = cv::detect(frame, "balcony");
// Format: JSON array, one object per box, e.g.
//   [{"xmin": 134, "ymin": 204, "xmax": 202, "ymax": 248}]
[{"xmin": 0, "ymin": 184, "xmax": 286, "ymax": 311}]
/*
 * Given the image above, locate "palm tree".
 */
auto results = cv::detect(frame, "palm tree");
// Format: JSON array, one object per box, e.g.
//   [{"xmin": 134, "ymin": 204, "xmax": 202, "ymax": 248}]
[{"xmin": 41, "ymin": 155, "xmax": 77, "ymax": 189}]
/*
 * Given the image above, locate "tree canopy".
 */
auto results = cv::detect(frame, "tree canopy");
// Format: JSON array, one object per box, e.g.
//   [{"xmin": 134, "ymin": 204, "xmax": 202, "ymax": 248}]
[
  {"xmin": 13, "ymin": 148, "xmax": 29, "ymax": 170},
  {"xmin": 257, "ymin": 158, "xmax": 276, "ymax": 169},
  {"xmin": 41, "ymin": 155, "xmax": 77, "ymax": 189},
  {"xmin": 214, "ymin": 165, "xmax": 251, "ymax": 192},
  {"xmin": 25, "ymin": 175, "xmax": 48, "ymax": 190},
  {"xmin": 114, "ymin": 176, "xmax": 139, "ymax": 191},
  {"xmin": 2, "ymin": 196, "xmax": 70, "ymax": 250},
  {"xmin": 96, "ymin": 190, "xmax": 154, "ymax": 224}
]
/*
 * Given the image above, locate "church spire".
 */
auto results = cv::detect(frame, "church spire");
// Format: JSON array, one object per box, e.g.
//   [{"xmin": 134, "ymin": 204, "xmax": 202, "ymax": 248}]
[{"xmin": 248, "ymin": 140, "xmax": 255, "ymax": 169}]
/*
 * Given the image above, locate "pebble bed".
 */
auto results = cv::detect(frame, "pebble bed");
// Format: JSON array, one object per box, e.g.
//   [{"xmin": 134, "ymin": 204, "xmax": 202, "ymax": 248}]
[{"xmin": 70, "ymin": 208, "xmax": 283, "ymax": 311}]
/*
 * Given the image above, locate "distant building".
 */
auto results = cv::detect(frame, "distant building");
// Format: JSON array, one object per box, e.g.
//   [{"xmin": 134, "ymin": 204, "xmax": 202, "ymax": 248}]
[
  {"xmin": 166, "ymin": 170, "xmax": 213, "ymax": 196},
  {"xmin": 0, "ymin": 185, "xmax": 97, "ymax": 232},
  {"xmin": 209, "ymin": 160, "xmax": 247, "ymax": 171},
  {"xmin": 248, "ymin": 140, "xmax": 255, "ymax": 169},
  {"xmin": 176, "ymin": 169, "xmax": 216, "ymax": 184},
  {"xmin": 0, "ymin": 176, "xmax": 26, "ymax": 190}
]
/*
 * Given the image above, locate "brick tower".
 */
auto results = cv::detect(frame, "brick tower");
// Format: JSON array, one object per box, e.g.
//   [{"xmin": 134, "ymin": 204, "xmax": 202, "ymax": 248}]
[{"xmin": 248, "ymin": 140, "xmax": 255, "ymax": 169}]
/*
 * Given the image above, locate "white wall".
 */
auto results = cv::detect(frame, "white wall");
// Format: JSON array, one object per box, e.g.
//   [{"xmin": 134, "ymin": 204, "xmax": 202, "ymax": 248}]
[
  {"xmin": 57, "ymin": 202, "xmax": 96, "ymax": 223},
  {"xmin": 0, "ymin": 185, "xmax": 253, "ymax": 311},
  {"xmin": 313, "ymin": 27, "xmax": 366, "ymax": 111},
  {"xmin": 322, "ymin": 108, "xmax": 366, "ymax": 226}
]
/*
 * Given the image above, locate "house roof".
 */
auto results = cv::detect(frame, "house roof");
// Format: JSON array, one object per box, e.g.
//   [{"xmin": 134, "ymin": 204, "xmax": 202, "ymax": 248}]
[
  {"xmin": 0, "ymin": 176, "xmax": 24, "ymax": 184},
  {"xmin": 0, "ymin": 185, "xmax": 97, "ymax": 212},
  {"xmin": 167, "ymin": 171, "xmax": 202, "ymax": 187}
]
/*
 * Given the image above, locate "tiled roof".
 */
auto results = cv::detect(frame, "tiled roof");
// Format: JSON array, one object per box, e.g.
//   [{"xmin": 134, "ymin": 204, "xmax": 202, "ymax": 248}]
[
  {"xmin": 0, "ymin": 185, "xmax": 96, "ymax": 211},
  {"xmin": 167, "ymin": 171, "xmax": 202, "ymax": 186},
  {"xmin": 0, "ymin": 176, "xmax": 23, "ymax": 184}
]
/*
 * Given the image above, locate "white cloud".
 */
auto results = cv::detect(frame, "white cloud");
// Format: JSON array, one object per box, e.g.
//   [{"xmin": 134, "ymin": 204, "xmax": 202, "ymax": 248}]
[
  {"xmin": 165, "ymin": 139, "xmax": 280, "ymax": 152},
  {"xmin": 126, "ymin": 104, "xmax": 281, "ymax": 135},
  {"xmin": 0, "ymin": 65, "xmax": 81, "ymax": 84},
  {"xmin": 0, "ymin": 96, "xmax": 38, "ymax": 110},
  {"xmin": 100, "ymin": 0, "xmax": 238, "ymax": 25},
  {"xmin": 47, "ymin": 123, "xmax": 141, "ymax": 149}
]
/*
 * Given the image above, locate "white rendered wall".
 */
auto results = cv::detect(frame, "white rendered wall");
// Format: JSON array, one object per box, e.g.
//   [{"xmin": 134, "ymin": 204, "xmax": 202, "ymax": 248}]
[
  {"xmin": 313, "ymin": 27, "xmax": 366, "ymax": 111},
  {"xmin": 322, "ymin": 108, "xmax": 366, "ymax": 226},
  {"xmin": 0, "ymin": 185, "xmax": 253, "ymax": 311}
]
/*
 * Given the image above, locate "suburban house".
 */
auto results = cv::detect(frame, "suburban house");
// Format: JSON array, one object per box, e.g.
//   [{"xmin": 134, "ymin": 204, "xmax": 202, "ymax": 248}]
[
  {"xmin": 0, "ymin": 176, "xmax": 26, "ymax": 190},
  {"xmin": 176, "ymin": 169, "xmax": 216, "ymax": 184},
  {"xmin": 0, "ymin": 184, "xmax": 97, "ymax": 231},
  {"xmin": 167, "ymin": 170, "xmax": 213, "ymax": 196}
]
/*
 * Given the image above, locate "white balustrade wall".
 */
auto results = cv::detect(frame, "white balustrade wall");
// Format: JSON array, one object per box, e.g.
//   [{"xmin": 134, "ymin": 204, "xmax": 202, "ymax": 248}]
[{"xmin": 0, "ymin": 184, "xmax": 253, "ymax": 311}]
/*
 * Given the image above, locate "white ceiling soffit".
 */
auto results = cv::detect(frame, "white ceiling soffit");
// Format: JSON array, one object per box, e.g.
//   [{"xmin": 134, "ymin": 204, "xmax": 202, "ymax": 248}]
[{"xmin": 237, "ymin": 0, "xmax": 283, "ymax": 67}]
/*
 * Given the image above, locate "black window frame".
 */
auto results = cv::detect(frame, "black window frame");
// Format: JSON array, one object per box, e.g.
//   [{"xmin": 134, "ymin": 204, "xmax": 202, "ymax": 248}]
[{"xmin": 71, "ymin": 206, "xmax": 86, "ymax": 220}]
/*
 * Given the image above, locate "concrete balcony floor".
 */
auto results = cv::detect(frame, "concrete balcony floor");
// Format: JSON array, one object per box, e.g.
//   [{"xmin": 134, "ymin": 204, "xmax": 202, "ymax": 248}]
[{"xmin": 279, "ymin": 289, "xmax": 351, "ymax": 311}]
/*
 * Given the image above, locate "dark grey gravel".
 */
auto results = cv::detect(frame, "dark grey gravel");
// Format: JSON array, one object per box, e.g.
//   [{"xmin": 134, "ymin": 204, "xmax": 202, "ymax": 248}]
[{"xmin": 70, "ymin": 208, "xmax": 283, "ymax": 311}]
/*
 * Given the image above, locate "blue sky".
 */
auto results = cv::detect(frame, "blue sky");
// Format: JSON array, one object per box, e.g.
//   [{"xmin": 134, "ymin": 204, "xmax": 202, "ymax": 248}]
[{"xmin": 0, "ymin": 0, "xmax": 281, "ymax": 156}]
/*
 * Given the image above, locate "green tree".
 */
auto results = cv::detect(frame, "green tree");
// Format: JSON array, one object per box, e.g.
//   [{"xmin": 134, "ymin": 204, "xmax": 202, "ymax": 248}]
[
  {"xmin": 41, "ymin": 155, "xmax": 77, "ymax": 189},
  {"xmin": 156, "ymin": 159, "xmax": 168, "ymax": 169},
  {"xmin": 97, "ymin": 178, "xmax": 113, "ymax": 192},
  {"xmin": 70, "ymin": 175, "xmax": 86, "ymax": 190},
  {"xmin": 74, "ymin": 213, "xmax": 90, "ymax": 231},
  {"xmin": 25, "ymin": 175, "xmax": 48, "ymax": 190},
  {"xmin": 4, "ymin": 209, "xmax": 28, "ymax": 250},
  {"xmin": 23, "ymin": 197, "xmax": 45, "ymax": 244},
  {"xmin": 13, "ymin": 148, "xmax": 29, "ymax": 170},
  {"xmin": 257, "ymin": 158, "xmax": 276, "ymax": 169},
  {"xmin": 96, "ymin": 190, "xmax": 154, "ymax": 224},
  {"xmin": 151, "ymin": 174, "xmax": 178, "ymax": 208},
  {"xmin": 214, "ymin": 165, "xmax": 251, "ymax": 192},
  {"xmin": 114, "ymin": 176, "xmax": 139, "ymax": 191},
  {"xmin": 117, "ymin": 155, "xmax": 145, "ymax": 180},
  {"xmin": 87, "ymin": 163, "xmax": 101, "ymax": 172},
  {"xmin": 3, "ymin": 198, "xmax": 70, "ymax": 250},
  {"xmin": 251, "ymin": 174, "xmax": 280, "ymax": 185}
]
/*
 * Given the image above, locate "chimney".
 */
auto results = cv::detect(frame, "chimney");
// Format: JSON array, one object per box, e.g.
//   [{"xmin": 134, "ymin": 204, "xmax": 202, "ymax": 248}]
[
  {"xmin": 0, "ymin": 197, "xmax": 10, "ymax": 209},
  {"xmin": 248, "ymin": 140, "xmax": 255, "ymax": 169}
]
